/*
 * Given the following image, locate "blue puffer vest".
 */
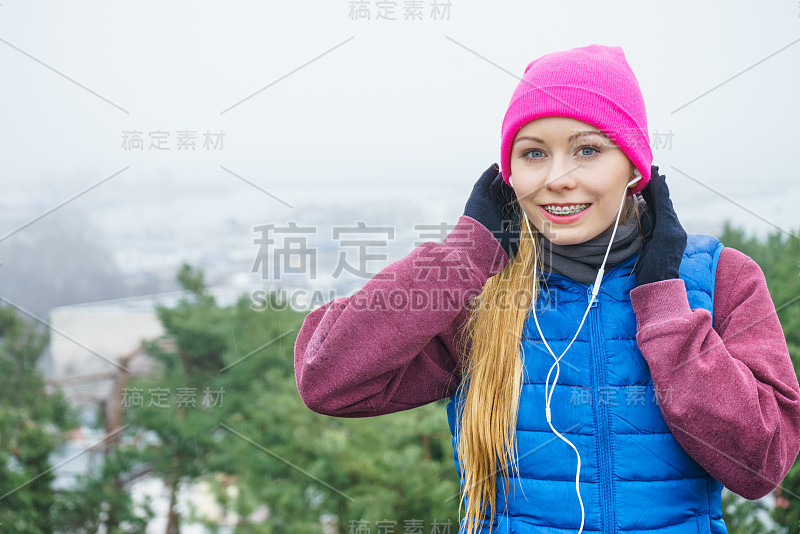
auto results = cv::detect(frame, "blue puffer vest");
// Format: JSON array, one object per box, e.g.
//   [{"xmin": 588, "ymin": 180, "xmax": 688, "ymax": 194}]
[{"xmin": 446, "ymin": 234, "xmax": 728, "ymax": 533}]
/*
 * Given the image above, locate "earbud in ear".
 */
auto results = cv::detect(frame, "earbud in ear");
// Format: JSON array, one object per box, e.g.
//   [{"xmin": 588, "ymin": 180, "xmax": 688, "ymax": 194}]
[
  {"xmin": 509, "ymin": 174, "xmax": 514, "ymax": 188},
  {"xmin": 627, "ymin": 169, "xmax": 642, "ymax": 188}
]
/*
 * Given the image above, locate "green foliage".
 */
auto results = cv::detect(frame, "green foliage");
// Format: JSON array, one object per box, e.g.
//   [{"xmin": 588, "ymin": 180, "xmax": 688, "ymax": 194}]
[
  {"xmin": 176, "ymin": 264, "xmax": 208, "ymax": 297},
  {"xmin": 53, "ymin": 445, "xmax": 154, "ymax": 533},
  {"xmin": 722, "ymin": 488, "xmax": 785, "ymax": 534},
  {"xmin": 115, "ymin": 262, "xmax": 462, "ymax": 532},
  {"xmin": 0, "ymin": 304, "xmax": 78, "ymax": 533},
  {"xmin": 123, "ymin": 268, "xmax": 236, "ymax": 530}
]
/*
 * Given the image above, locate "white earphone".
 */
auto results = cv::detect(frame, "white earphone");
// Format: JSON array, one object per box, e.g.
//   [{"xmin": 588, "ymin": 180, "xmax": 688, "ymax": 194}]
[{"xmin": 511, "ymin": 167, "xmax": 642, "ymax": 534}]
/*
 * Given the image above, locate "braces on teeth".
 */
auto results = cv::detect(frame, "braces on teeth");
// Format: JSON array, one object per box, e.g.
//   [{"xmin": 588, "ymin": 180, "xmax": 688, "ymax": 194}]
[{"xmin": 544, "ymin": 204, "xmax": 590, "ymax": 215}]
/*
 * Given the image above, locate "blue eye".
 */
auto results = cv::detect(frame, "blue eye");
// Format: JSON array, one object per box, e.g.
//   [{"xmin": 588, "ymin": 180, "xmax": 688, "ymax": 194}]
[{"xmin": 520, "ymin": 145, "xmax": 601, "ymax": 162}]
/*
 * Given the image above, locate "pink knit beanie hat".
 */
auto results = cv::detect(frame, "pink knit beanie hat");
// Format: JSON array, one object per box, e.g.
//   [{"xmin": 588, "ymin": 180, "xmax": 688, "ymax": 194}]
[{"xmin": 500, "ymin": 44, "xmax": 653, "ymax": 196}]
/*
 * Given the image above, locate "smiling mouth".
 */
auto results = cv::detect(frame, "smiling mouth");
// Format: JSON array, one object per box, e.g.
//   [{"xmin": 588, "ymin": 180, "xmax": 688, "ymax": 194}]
[{"xmin": 541, "ymin": 203, "xmax": 592, "ymax": 216}]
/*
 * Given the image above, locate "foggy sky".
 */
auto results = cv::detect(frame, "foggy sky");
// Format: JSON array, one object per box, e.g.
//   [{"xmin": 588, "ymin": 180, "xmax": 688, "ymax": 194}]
[{"xmin": 1, "ymin": 0, "xmax": 798, "ymax": 253}]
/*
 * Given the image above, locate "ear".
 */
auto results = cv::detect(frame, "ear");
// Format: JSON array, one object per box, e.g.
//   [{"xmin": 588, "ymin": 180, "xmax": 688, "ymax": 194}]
[{"xmin": 626, "ymin": 170, "xmax": 642, "ymax": 193}]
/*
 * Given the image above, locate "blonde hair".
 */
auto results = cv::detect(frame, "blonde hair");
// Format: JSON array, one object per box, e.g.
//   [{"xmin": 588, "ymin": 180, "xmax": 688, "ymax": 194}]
[{"xmin": 453, "ymin": 195, "xmax": 643, "ymax": 534}]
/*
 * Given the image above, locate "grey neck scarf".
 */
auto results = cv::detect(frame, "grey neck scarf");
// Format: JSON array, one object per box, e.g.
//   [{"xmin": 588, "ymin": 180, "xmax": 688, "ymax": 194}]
[{"xmin": 537, "ymin": 197, "xmax": 650, "ymax": 285}]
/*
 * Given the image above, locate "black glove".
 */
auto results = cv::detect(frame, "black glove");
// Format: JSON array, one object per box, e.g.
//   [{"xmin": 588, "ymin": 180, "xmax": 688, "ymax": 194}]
[
  {"xmin": 634, "ymin": 165, "xmax": 687, "ymax": 287},
  {"xmin": 463, "ymin": 163, "xmax": 521, "ymax": 260}
]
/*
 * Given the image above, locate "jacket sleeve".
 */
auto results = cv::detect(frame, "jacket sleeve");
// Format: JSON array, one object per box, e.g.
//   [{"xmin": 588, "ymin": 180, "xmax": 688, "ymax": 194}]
[
  {"xmin": 294, "ymin": 215, "xmax": 510, "ymax": 418},
  {"xmin": 629, "ymin": 246, "xmax": 800, "ymax": 500}
]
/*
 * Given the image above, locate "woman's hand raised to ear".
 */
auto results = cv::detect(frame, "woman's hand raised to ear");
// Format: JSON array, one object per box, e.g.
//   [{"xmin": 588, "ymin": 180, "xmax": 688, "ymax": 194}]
[
  {"xmin": 463, "ymin": 163, "xmax": 522, "ymax": 261},
  {"xmin": 634, "ymin": 165, "xmax": 688, "ymax": 287}
]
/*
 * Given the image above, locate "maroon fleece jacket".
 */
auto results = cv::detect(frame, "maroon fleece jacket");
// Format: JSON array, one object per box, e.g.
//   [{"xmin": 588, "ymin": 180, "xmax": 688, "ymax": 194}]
[{"xmin": 294, "ymin": 215, "xmax": 800, "ymax": 501}]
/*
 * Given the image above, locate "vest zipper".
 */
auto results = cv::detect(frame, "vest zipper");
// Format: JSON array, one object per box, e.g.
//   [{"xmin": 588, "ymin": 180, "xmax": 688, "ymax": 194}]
[
  {"xmin": 586, "ymin": 284, "xmax": 599, "ymax": 308},
  {"xmin": 587, "ymin": 283, "xmax": 614, "ymax": 533},
  {"xmin": 535, "ymin": 258, "xmax": 636, "ymax": 532}
]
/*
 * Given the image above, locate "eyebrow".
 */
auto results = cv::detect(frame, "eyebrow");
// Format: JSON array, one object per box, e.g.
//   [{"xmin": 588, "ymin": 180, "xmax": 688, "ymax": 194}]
[{"xmin": 513, "ymin": 130, "xmax": 610, "ymax": 146}]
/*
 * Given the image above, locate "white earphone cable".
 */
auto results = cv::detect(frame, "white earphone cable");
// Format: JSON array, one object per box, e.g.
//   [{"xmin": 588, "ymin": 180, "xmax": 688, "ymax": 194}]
[{"xmin": 514, "ymin": 170, "xmax": 641, "ymax": 534}]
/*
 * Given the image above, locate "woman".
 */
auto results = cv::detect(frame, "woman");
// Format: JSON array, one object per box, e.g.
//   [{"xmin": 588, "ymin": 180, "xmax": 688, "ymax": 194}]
[{"xmin": 294, "ymin": 44, "xmax": 800, "ymax": 534}]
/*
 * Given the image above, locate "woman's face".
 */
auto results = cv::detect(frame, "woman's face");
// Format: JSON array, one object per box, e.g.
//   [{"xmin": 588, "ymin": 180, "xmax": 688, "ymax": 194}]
[{"xmin": 509, "ymin": 117, "xmax": 636, "ymax": 246}]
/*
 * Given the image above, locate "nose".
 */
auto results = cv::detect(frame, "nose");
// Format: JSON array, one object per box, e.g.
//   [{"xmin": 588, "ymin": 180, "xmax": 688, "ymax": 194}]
[{"xmin": 545, "ymin": 160, "xmax": 579, "ymax": 192}]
